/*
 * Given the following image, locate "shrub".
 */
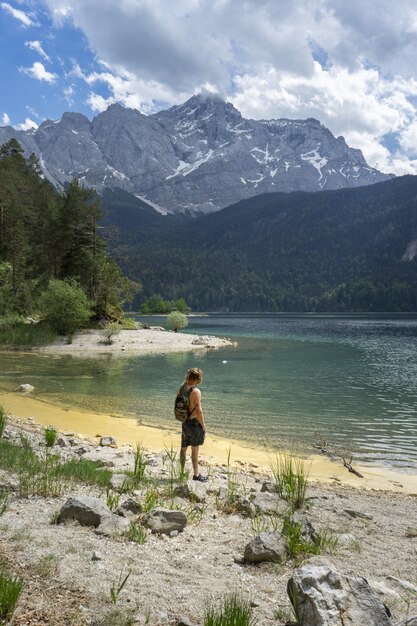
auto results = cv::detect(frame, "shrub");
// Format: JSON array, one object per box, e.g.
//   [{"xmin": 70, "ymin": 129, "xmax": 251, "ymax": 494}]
[
  {"xmin": 0, "ymin": 569, "xmax": 23, "ymax": 623},
  {"xmin": 38, "ymin": 279, "xmax": 93, "ymax": 335},
  {"xmin": 166, "ymin": 311, "xmax": 188, "ymax": 333},
  {"xmin": 44, "ymin": 425, "xmax": 58, "ymax": 447},
  {"xmin": 102, "ymin": 322, "xmax": 121, "ymax": 345},
  {"xmin": 204, "ymin": 592, "xmax": 256, "ymax": 626}
]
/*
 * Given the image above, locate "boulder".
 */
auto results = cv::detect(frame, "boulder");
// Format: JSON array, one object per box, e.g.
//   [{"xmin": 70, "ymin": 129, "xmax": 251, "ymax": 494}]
[
  {"xmin": 95, "ymin": 514, "xmax": 130, "ymax": 537},
  {"xmin": 174, "ymin": 480, "xmax": 208, "ymax": 503},
  {"xmin": 56, "ymin": 436, "xmax": 69, "ymax": 448},
  {"xmin": 260, "ymin": 480, "xmax": 276, "ymax": 493},
  {"xmin": 287, "ymin": 558, "xmax": 393, "ymax": 626},
  {"xmin": 143, "ymin": 508, "xmax": 187, "ymax": 535},
  {"xmin": 116, "ymin": 498, "xmax": 142, "ymax": 517},
  {"xmin": 57, "ymin": 496, "xmax": 110, "ymax": 527},
  {"xmin": 99, "ymin": 436, "xmax": 117, "ymax": 447},
  {"xmin": 15, "ymin": 384, "xmax": 34, "ymax": 393},
  {"xmin": 109, "ymin": 473, "xmax": 134, "ymax": 491},
  {"xmin": 252, "ymin": 491, "xmax": 287, "ymax": 514},
  {"xmin": 244, "ymin": 532, "xmax": 289, "ymax": 563}
]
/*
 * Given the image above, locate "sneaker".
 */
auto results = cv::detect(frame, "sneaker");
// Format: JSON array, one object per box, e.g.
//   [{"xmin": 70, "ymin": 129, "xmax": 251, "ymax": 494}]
[{"xmin": 192, "ymin": 474, "xmax": 208, "ymax": 482}]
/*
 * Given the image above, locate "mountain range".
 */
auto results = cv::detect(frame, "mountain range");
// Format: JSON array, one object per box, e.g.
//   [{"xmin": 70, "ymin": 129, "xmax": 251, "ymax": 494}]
[{"xmin": 0, "ymin": 94, "xmax": 391, "ymax": 214}]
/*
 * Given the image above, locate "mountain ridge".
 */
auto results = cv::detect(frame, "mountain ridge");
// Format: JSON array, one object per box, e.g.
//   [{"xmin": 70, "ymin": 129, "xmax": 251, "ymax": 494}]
[{"xmin": 0, "ymin": 94, "xmax": 392, "ymax": 213}]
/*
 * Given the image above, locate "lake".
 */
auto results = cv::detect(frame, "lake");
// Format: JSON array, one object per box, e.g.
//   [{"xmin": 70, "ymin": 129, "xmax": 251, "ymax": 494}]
[{"xmin": 1, "ymin": 314, "xmax": 417, "ymax": 472}]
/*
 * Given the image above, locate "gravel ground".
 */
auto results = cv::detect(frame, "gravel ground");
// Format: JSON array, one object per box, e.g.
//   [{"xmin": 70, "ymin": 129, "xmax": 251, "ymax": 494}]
[
  {"xmin": 1, "ymin": 420, "xmax": 416, "ymax": 626},
  {"xmin": 36, "ymin": 327, "xmax": 234, "ymax": 356}
]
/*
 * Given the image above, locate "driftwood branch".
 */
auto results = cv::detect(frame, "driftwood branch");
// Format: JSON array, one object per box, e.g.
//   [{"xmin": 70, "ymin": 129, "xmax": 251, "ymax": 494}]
[
  {"xmin": 342, "ymin": 455, "xmax": 364, "ymax": 478},
  {"xmin": 313, "ymin": 431, "xmax": 364, "ymax": 478}
]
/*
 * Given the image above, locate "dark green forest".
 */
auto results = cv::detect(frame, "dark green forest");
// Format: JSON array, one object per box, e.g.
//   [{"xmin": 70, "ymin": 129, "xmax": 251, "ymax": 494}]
[
  {"xmin": 0, "ymin": 139, "xmax": 135, "ymax": 320},
  {"xmin": 3, "ymin": 137, "xmax": 417, "ymax": 315},
  {"xmin": 101, "ymin": 177, "xmax": 417, "ymax": 312}
]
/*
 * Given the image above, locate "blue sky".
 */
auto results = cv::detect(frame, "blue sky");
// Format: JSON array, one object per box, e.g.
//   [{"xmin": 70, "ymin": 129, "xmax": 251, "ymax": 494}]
[{"xmin": 2, "ymin": 0, "xmax": 417, "ymax": 175}]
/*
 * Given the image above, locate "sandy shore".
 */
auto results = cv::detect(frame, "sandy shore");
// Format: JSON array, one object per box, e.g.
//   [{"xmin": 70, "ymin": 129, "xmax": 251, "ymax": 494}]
[
  {"xmin": 36, "ymin": 327, "xmax": 235, "ymax": 356},
  {"xmin": 1, "ymin": 390, "xmax": 416, "ymax": 495}
]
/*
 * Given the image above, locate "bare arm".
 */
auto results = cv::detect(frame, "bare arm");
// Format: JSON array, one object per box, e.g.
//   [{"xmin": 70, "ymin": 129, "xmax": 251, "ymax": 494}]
[{"xmin": 189, "ymin": 388, "xmax": 205, "ymax": 431}]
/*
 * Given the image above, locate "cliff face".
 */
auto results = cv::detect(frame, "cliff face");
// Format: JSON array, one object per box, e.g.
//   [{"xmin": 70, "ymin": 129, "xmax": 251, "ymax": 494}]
[{"xmin": 0, "ymin": 94, "xmax": 391, "ymax": 213}]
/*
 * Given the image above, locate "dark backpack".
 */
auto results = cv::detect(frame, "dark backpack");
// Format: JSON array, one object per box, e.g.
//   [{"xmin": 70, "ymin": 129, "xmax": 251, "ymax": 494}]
[{"xmin": 174, "ymin": 383, "xmax": 196, "ymax": 422}]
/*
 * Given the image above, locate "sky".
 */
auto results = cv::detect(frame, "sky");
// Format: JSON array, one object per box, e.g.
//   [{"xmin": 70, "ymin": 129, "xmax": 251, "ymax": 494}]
[{"xmin": 1, "ymin": 0, "xmax": 417, "ymax": 175}]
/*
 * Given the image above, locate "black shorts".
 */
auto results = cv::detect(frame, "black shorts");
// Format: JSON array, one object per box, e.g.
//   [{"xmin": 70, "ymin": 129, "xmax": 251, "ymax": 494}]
[{"xmin": 181, "ymin": 419, "xmax": 205, "ymax": 447}]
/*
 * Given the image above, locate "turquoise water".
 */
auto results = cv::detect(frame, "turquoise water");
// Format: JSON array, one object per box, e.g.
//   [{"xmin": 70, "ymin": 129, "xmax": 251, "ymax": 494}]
[{"xmin": 1, "ymin": 314, "xmax": 417, "ymax": 471}]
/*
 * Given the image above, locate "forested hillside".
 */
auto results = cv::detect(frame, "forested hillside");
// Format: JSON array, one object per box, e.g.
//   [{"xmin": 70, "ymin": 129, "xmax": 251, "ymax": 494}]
[
  {"xmin": 102, "ymin": 177, "xmax": 417, "ymax": 312},
  {"xmin": 0, "ymin": 139, "xmax": 135, "ymax": 320}
]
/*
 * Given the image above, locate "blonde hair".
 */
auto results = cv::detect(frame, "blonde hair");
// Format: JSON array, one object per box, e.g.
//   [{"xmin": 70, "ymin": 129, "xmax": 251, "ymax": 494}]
[{"xmin": 185, "ymin": 368, "xmax": 203, "ymax": 385}]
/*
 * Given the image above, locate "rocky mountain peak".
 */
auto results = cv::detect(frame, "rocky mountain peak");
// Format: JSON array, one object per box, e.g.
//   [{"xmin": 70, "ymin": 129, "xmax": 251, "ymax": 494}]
[{"xmin": 0, "ymin": 98, "xmax": 392, "ymax": 214}]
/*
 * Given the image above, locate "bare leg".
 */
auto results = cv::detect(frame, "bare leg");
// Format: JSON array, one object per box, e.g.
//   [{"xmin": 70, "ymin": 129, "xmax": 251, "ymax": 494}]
[
  {"xmin": 180, "ymin": 446, "xmax": 188, "ymax": 471},
  {"xmin": 191, "ymin": 445, "xmax": 200, "ymax": 477}
]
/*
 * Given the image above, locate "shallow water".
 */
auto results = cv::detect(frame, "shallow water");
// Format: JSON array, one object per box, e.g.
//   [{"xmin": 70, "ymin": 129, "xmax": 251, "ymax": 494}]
[{"xmin": 1, "ymin": 314, "xmax": 417, "ymax": 471}]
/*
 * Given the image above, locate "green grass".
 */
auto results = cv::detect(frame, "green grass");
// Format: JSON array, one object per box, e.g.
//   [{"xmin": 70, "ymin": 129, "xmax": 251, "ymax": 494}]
[
  {"xmin": 0, "ymin": 405, "xmax": 7, "ymax": 438},
  {"xmin": 133, "ymin": 441, "xmax": 148, "ymax": 482},
  {"xmin": 106, "ymin": 488, "xmax": 120, "ymax": 511},
  {"xmin": 124, "ymin": 522, "xmax": 147, "ymax": 544},
  {"xmin": 0, "ymin": 568, "xmax": 23, "ymax": 623},
  {"xmin": 0, "ymin": 439, "xmax": 112, "ymax": 497},
  {"xmin": 204, "ymin": 593, "xmax": 256, "ymax": 626},
  {"xmin": 0, "ymin": 320, "xmax": 57, "ymax": 347},
  {"xmin": 57, "ymin": 458, "xmax": 112, "ymax": 487},
  {"xmin": 282, "ymin": 516, "xmax": 339, "ymax": 559},
  {"xmin": 270, "ymin": 455, "xmax": 309, "ymax": 511},
  {"xmin": 44, "ymin": 425, "xmax": 58, "ymax": 447},
  {"xmin": 110, "ymin": 571, "xmax": 131, "ymax": 605},
  {"xmin": 250, "ymin": 512, "xmax": 280, "ymax": 536}
]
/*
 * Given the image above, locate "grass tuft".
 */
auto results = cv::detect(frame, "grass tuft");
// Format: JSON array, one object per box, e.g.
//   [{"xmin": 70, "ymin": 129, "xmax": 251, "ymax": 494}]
[
  {"xmin": 133, "ymin": 441, "xmax": 148, "ymax": 482},
  {"xmin": 270, "ymin": 454, "xmax": 309, "ymax": 511},
  {"xmin": 44, "ymin": 425, "xmax": 58, "ymax": 447},
  {"xmin": 0, "ymin": 405, "xmax": 7, "ymax": 438},
  {"xmin": 0, "ymin": 568, "xmax": 23, "ymax": 623},
  {"xmin": 204, "ymin": 592, "xmax": 256, "ymax": 626},
  {"xmin": 124, "ymin": 522, "xmax": 147, "ymax": 544}
]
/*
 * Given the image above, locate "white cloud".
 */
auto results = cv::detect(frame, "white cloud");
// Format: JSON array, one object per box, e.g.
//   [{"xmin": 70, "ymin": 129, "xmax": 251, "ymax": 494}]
[
  {"xmin": 42, "ymin": 0, "xmax": 417, "ymax": 173},
  {"xmin": 1, "ymin": 2, "xmax": 36, "ymax": 27},
  {"xmin": 17, "ymin": 118, "xmax": 38, "ymax": 131},
  {"xmin": 63, "ymin": 85, "xmax": 75, "ymax": 105},
  {"xmin": 25, "ymin": 40, "xmax": 51, "ymax": 62},
  {"xmin": 21, "ymin": 61, "xmax": 58, "ymax": 83},
  {"xmin": 73, "ymin": 63, "xmax": 189, "ymax": 114},
  {"xmin": 2, "ymin": 112, "xmax": 11, "ymax": 125}
]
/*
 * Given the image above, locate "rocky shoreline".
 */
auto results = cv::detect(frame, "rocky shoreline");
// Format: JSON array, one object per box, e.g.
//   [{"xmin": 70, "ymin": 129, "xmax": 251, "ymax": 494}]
[{"xmin": 0, "ymin": 415, "xmax": 416, "ymax": 626}]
